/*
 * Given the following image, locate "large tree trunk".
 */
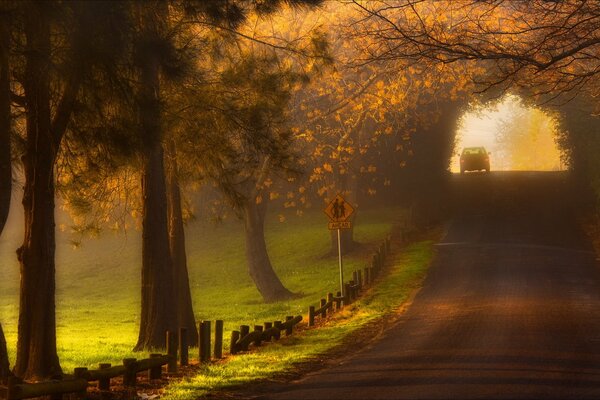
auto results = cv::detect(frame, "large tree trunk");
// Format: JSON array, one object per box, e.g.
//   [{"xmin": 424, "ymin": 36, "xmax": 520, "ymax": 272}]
[
  {"xmin": 0, "ymin": 323, "xmax": 9, "ymax": 382},
  {"xmin": 243, "ymin": 198, "xmax": 294, "ymax": 302},
  {"xmin": 135, "ymin": 1, "xmax": 176, "ymax": 350},
  {"xmin": 14, "ymin": 9, "xmax": 62, "ymax": 379},
  {"xmin": 0, "ymin": 3, "xmax": 11, "ymax": 234},
  {"xmin": 0, "ymin": 7, "xmax": 12, "ymax": 381},
  {"xmin": 135, "ymin": 142, "xmax": 175, "ymax": 350},
  {"xmin": 166, "ymin": 140, "xmax": 197, "ymax": 345}
]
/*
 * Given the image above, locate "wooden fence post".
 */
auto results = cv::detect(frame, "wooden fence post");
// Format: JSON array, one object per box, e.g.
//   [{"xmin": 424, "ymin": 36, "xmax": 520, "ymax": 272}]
[
  {"xmin": 335, "ymin": 291, "xmax": 342, "ymax": 310},
  {"xmin": 7, "ymin": 376, "xmax": 18, "ymax": 400},
  {"xmin": 98, "ymin": 363, "xmax": 111, "ymax": 391},
  {"xmin": 273, "ymin": 321, "xmax": 282, "ymax": 339},
  {"xmin": 73, "ymin": 368, "xmax": 88, "ymax": 399},
  {"xmin": 344, "ymin": 283, "xmax": 351, "ymax": 305},
  {"xmin": 200, "ymin": 321, "xmax": 211, "ymax": 363},
  {"xmin": 149, "ymin": 354, "xmax": 162, "ymax": 380},
  {"xmin": 50, "ymin": 374, "xmax": 62, "ymax": 400},
  {"xmin": 327, "ymin": 293, "xmax": 334, "ymax": 312},
  {"xmin": 253, "ymin": 326, "xmax": 263, "ymax": 346},
  {"xmin": 179, "ymin": 327, "xmax": 189, "ymax": 366},
  {"xmin": 364, "ymin": 267, "xmax": 370, "ymax": 285},
  {"xmin": 308, "ymin": 306, "xmax": 315, "ymax": 327},
  {"xmin": 123, "ymin": 358, "xmax": 137, "ymax": 387},
  {"xmin": 263, "ymin": 322, "xmax": 273, "ymax": 342},
  {"xmin": 166, "ymin": 331, "xmax": 178, "ymax": 373},
  {"xmin": 240, "ymin": 325, "xmax": 250, "ymax": 338},
  {"xmin": 214, "ymin": 320, "xmax": 224, "ymax": 359},
  {"xmin": 357, "ymin": 270, "xmax": 363, "ymax": 288},
  {"xmin": 285, "ymin": 316, "xmax": 293, "ymax": 335},
  {"xmin": 230, "ymin": 331, "xmax": 240, "ymax": 355}
]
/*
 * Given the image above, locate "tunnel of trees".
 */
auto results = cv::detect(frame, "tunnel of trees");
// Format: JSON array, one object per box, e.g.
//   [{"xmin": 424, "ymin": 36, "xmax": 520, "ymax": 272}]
[{"xmin": 1, "ymin": 0, "xmax": 600, "ymax": 380}]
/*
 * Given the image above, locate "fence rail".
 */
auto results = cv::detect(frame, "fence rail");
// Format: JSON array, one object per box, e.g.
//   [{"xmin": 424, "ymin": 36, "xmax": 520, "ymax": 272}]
[
  {"xmin": 230, "ymin": 315, "xmax": 302, "ymax": 354},
  {"xmin": 0, "ymin": 353, "xmax": 172, "ymax": 400}
]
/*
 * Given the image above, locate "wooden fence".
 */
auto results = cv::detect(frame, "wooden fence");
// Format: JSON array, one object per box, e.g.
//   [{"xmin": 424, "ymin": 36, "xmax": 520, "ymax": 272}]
[
  {"xmin": 308, "ymin": 236, "xmax": 391, "ymax": 326},
  {"xmin": 0, "ymin": 354, "xmax": 171, "ymax": 400},
  {"xmin": 230, "ymin": 315, "xmax": 303, "ymax": 354},
  {"xmin": 0, "ymin": 235, "xmax": 394, "ymax": 400}
]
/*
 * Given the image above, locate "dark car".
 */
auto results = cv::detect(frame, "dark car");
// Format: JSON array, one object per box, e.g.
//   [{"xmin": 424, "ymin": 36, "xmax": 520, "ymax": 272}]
[{"xmin": 460, "ymin": 147, "xmax": 490, "ymax": 173}]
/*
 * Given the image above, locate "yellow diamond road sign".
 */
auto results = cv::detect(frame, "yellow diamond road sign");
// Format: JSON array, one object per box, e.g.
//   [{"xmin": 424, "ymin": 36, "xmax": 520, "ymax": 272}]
[{"xmin": 324, "ymin": 194, "xmax": 355, "ymax": 223}]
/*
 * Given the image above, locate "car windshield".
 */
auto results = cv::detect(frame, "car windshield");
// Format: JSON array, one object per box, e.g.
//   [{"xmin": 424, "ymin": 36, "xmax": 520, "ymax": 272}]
[{"xmin": 462, "ymin": 147, "xmax": 486, "ymax": 155}]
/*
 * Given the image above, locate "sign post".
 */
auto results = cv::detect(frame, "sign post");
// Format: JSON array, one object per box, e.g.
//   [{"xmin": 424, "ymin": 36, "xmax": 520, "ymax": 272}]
[{"xmin": 324, "ymin": 194, "xmax": 355, "ymax": 296}]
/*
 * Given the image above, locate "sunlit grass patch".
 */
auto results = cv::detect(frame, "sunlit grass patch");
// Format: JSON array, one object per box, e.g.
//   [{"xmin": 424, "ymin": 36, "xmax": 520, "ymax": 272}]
[
  {"xmin": 163, "ymin": 240, "xmax": 435, "ymax": 399},
  {"xmin": 0, "ymin": 206, "xmax": 404, "ymax": 372}
]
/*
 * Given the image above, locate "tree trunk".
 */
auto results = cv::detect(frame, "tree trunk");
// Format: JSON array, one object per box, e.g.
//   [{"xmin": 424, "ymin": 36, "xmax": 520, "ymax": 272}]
[
  {"xmin": 135, "ymin": 142, "xmax": 175, "ymax": 350},
  {"xmin": 243, "ymin": 198, "xmax": 295, "ymax": 302},
  {"xmin": 0, "ymin": 8, "xmax": 12, "ymax": 381},
  {"xmin": 0, "ymin": 4, "xmax": 11, "ymax": 234},
  {"xmin": 166, "ymin": 140, "xmax": 197, "ymax": 344},
  {"xmin": 135, "ymin": 1, "xmax": 176, "ymax": 350},
  {"xmin": 0, "ymin": 323, "xmax": 9, "ymax": 382},
  {"xmin": 14, "ymin": 9, "xmax": 62, "ymax": 379}
]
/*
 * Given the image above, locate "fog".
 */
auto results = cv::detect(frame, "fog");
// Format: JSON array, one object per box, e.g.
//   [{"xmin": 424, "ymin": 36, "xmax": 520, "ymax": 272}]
[{"xmin": 452, "ymin": 95, "xmax": 564, "ymax": 172}]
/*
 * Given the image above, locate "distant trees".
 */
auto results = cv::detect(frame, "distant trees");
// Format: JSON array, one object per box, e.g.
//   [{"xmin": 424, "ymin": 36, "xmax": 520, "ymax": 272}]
[
  {"xmin": 555, "ymin": 96, "xmax": 600, "ymax": 207},
  {"xmin": 496, "ymin": 99, "xmax": 562, "ymax": 171}
]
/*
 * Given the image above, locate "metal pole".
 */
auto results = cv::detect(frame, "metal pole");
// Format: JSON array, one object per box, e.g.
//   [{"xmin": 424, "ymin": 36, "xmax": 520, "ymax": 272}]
[{"xmin": 338, "ymin": 228, "xmax": 344, "ymax": 296}]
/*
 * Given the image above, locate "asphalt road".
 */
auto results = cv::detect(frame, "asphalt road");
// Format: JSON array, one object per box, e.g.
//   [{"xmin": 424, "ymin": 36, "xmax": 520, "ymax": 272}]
[{"xmin": 258, "ymin": 171, "xmax": 600, "ymax": 400}]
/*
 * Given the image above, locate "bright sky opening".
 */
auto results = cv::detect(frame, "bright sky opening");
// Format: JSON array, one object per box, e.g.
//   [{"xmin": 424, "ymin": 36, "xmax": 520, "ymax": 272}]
[{"xmin": 451, "ymin": 95, "xmax": 565, "ymax": 172}]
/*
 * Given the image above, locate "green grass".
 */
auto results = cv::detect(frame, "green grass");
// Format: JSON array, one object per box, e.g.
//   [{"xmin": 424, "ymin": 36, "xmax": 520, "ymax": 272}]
[
  {"xmin": 163, "ymin": 240, "xmax": 435, "ymax": 399},
  {"xmin": 0, "ymin": 204, "xmax": 406, "ymax": 372}
]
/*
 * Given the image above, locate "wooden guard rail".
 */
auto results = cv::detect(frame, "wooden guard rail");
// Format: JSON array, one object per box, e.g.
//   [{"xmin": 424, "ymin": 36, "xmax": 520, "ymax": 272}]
[
  {"xmin": 230, "ymin": 315, "xmax": 302, "ymax": 354},
  {"xmin": 308, "ymin": 235, "xmax": 392, "ymax": 326},
  {"xmin": 1, "ymin": 354, "xmax": 171, "ymax": 400}
]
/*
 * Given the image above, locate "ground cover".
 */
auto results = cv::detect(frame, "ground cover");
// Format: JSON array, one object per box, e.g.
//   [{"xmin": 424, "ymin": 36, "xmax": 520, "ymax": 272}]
[
  {"xmin": 162, "ymin": 238, "xmax": 435, "ymax": 399},
  {"xmin": 0, "ymin": 205, "xmax": 404, "ymax": 372}
]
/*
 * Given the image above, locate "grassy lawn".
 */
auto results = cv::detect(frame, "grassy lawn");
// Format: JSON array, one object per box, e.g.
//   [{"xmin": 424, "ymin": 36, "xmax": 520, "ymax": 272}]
[
  {"xmin": 163, "ymin": 239, "xmax": 435, "ymax": 399},
  {"xmin": 0, "ymin": 204, "xmax": 406, "ymax": 372}
]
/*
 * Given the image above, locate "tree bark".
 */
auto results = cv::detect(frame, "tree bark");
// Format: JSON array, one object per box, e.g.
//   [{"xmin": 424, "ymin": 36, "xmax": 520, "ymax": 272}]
[
  {"xmin": 0, "ymin": 7, "xmax": 12, "ymax": 381},
  {"xmin": 135, "ymin": 1, "xmax": 176, "ymax": 351},
  {"xmin": 136, "ymin": 141, "xmax": 176, "ymax": 350},
  {"xmin": 0, "ymin": 323, "xmax": 9, "ymax": 382},
  {"xmin": 166, "ymin": 140, "xmax": 198, "ymax": 344},
  {"xmin": 0, "ymin": 4, "xmax": 11, "ymax": 235},
  {"xmin": 243, "ymin": 198, "xmax": 295, "ymax": 302},
  {"xmin": 14, "ymin": 8, "xmax": 62, "ymax": 379}
]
